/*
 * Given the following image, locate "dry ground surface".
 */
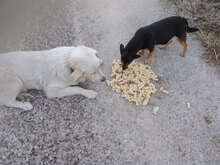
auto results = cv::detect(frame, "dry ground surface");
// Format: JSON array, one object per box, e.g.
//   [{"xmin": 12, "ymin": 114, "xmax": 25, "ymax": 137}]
[{"xmin": 0, "ymin": 0, "xmax": 220, "ymax": 164}]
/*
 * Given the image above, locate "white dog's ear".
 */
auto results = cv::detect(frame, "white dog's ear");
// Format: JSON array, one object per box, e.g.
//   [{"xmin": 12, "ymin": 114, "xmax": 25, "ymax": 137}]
[
  {"xmin": 68, "ymin": 51, "xmax": 85, "ymax": 73},
  {"xmin": 70, "ymin": 69, "xmax": 83, "ymax": 82}
]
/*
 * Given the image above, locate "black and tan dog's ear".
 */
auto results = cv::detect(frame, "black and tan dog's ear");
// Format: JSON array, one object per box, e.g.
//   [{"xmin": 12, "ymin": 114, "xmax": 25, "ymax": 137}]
[
  {"xmin": 120, "ymin": 44, "xmax": 125, "ymax": 54},
  {"xmin": 134, "ymin": 54, "xmax": 141, "ymax": 59}
]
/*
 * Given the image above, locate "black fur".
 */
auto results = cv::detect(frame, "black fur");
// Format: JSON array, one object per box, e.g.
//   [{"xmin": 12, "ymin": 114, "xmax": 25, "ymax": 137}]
[{"xmin": 120, "ymin": 16, "xmax": 199, "ymax": 69}]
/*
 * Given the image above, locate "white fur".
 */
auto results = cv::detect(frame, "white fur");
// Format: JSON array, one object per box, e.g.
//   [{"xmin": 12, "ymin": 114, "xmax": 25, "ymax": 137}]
[{"xmin": 0, "ymin": 46, "xmax": 105, "ymax": 110}]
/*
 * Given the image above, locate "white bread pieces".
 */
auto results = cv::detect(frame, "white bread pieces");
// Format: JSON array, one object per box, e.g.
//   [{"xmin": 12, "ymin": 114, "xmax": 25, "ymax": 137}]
[
  {"xmin": 152, "ymin": 106, "xmax": 159, "ymax": 115},
  {"xmin": 106, "ymin": 60, "xmax": 158, "ymax": 106},
  {"xmin": 187, "ymin": 102, "xmax": 191, "ymax": 109}
]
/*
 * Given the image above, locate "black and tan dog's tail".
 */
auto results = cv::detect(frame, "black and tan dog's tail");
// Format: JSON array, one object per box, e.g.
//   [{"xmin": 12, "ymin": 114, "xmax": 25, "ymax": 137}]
[
  {"xmin": 187, "ymin": 26, "xmax": 199, "ymax": 33},
  {"xmin": 185, "ymin": 19, "xmax": 199, "ymax": 33}
]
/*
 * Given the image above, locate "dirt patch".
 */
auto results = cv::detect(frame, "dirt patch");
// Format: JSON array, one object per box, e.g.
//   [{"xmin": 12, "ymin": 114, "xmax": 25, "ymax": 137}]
[{"xmin": 204, "ymin": 116, "xmax": 212, "ymax": 124}]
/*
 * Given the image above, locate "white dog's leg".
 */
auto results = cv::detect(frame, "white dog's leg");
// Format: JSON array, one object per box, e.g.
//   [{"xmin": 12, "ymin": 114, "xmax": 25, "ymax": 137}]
[
  {"xmin": 0, "ymin": 69, "xmax": 33, "ymax": 111},
  {"xmin": 5, "ymin": 101, "xmax": 33, "ymax": 111},
  {"xmin": 46, "ymin": 86, "xmax": 97, "ymax": 99}
]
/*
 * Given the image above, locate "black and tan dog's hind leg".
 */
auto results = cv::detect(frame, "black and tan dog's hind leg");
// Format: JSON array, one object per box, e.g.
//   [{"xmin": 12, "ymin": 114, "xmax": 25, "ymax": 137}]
[
  {"xmin": 159, "ymin": 40, "xmax": 173, "ymax": 49},
  {"xmin": 145, "ymin": 46, "xmax": 156, "ymax": 64},
  {"xmin": 176, "ymin": 37, "xmax": 187, "ymax": 57}
]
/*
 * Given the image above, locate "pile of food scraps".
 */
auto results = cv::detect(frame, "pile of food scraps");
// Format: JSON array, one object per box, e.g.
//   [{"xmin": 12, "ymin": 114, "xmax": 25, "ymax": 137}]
[{"xmin": 106, "ymin": 60, "xmax": 158, "ymax": 105}]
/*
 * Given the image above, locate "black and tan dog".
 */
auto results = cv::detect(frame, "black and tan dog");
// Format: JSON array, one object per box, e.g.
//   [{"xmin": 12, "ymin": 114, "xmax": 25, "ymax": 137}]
[{"xmin": 120, "ymin": 16, "xmax": 199, "ymax": 69}]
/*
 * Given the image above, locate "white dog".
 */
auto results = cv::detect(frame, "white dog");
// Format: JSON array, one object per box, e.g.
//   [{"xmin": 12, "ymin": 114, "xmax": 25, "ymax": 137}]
[{"xmin": 0, "ymin": 46, "xmax": 106, "ymax": 110}]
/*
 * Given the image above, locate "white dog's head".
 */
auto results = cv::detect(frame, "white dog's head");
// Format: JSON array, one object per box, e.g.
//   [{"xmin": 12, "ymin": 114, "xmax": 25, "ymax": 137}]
[{"xmin": 68, "ymin": 46, "xmax": 105, "ymax": 83}]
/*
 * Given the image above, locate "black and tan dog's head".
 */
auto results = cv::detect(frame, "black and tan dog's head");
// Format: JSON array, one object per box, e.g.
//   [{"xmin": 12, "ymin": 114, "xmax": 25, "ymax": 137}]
[{"xmin": 120, "ymin": 44, "xmax": 140, "ymax": 70}]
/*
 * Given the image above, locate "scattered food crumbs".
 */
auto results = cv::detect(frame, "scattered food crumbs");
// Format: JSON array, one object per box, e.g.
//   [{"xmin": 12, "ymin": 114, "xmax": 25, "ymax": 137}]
[
  {"xmin": 107, "ymin": 60, "xmax": 158, "ymax": 106},
  {"xmin": 160, "ymin": 87, "xmax": 169, "ymax": 94},
  {"xmin": 161, "ymin": 89, "xmax": 169, "ymax": 94},
  {"xmin": 187, "ymin": 102, "xmax": 191, "ymax": 109},
  {"xmin": 152, "ymin": 106, "xmax": 159, "ymax": 115}
]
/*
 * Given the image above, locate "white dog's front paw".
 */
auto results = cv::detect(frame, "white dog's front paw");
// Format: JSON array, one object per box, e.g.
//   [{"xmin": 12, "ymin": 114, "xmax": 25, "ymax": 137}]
[
  {"xmin": 22, "ymin": 102, "xmax": 33, "ymax": 111},
  {"xmin": 85, "ymin": 90, "xmax": 97, "ymax": 99}
]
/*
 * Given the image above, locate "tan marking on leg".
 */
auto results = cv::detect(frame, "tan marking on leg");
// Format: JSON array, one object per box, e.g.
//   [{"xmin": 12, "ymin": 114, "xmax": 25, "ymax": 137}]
[
  {"xmin": 137, "ymin": 48, "xmax": 148, "ymax": 55},
  {"xmin": 159, "ymin": 40, "xmax": 173, "ymax": 49},
  {"xmin": 145, "ymin": 47, "xmax": 155, "ymax": 64},
  {"xmin": 138, "ymin": 50, "xmax": 144, "ymax": 55},
  {"xmin": 176, "ymin": 38, "xmax": 187, "ymax": 57}
]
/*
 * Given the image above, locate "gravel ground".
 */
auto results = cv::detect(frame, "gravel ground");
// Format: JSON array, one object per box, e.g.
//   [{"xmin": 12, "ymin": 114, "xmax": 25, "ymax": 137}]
[{"xmin": 0, "ymin": 0, "xmax": 220, "ymax": 164}]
